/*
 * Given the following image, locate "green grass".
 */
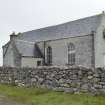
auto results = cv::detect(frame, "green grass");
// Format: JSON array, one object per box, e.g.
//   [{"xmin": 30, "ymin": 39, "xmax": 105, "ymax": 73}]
[{"xmin": 0, "ymin": 85, "xmax": 105, "ymax": 105}]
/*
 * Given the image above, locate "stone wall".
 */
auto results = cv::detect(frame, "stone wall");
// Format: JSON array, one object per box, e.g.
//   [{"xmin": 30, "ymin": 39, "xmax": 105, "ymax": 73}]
[{"xmin": 0, "ymin": 66, "xmax": 105, "ymax": 95}]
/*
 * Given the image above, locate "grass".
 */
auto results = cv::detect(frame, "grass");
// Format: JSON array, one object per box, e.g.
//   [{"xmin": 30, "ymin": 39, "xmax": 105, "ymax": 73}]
[{"xmin": 0, "ymin": 85, "xmax": 105, "ymax": 105}]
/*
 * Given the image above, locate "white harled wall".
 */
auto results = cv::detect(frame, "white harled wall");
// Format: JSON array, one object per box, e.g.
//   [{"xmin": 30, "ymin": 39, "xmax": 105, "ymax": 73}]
[
  {"xmin": 3, "ymin": 43, "xmax": 15, "ymax": 67},
  {"xmin": 38, "ymin": 35, "xmax": 93, "ymax": 68},
  {"xmin": 94, "ymin": 14, "xmax": 105, "ymax": 67},
  {"xmin": 21, "ymin": 57, "xmax": 43, "ymax": 68}
]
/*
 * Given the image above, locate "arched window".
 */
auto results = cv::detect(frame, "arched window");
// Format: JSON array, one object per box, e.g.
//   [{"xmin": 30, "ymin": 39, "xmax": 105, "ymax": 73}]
[
  {"xmin": 47, "ymin": 46, "xmax": 52, "ymax": 65},
  {"xmin": 68, "ymin": 43, "xmax": 75, "ymax": 65}
]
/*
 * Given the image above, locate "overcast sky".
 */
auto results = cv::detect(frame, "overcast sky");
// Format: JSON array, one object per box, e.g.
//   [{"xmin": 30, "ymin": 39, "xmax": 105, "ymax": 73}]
[{"xmin": 0, "ymin": 0, "xmax": 105, "ymax": 66}]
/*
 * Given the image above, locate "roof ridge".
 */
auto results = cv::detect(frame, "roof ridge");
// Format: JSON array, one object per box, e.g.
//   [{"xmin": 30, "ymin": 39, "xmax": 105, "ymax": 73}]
[
  {"xmin": 16, "ymin": 39, "xmax": 35, "ymax": 44},
  {"xmin": 17, "ymin": 13, "xmax": 102, "ymax": 42},
  {"xmin": 21, "ymin": 13, "xmax": 102, "ymax": 34}
]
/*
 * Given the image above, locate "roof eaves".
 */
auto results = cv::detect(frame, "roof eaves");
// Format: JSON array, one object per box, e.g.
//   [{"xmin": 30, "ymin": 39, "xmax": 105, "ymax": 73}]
[
  {"xmin": 35, "ymin": 33, "xmax": 93, "ymax": 44},
  {"xmin": 3, "ymin": 41, "xmax": 11, "ymax": 57},
  {"xmin": 2, "ymin": 41, "xmax": 10, "ymax": 48},
  {"xmin": 18, "ymin": 14, "xmax": 101, "ymax": 37}
]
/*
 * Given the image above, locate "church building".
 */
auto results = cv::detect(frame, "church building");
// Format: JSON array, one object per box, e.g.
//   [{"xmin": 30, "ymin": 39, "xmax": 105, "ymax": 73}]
[{"xmin": 2, "ymin": 13, "xmax": 105, "ymax": 68}]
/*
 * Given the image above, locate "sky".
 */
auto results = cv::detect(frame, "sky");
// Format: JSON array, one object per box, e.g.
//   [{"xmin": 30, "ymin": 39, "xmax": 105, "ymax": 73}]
[{"xmin": 0, "ymin": 0, "xmax": 105, "ymax": 66}]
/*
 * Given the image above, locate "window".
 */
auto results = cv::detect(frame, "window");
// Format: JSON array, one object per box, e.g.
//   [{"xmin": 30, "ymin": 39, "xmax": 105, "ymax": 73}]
[
  {"xmin": 37, "ymin": 61, "xmax": 41, "ymax": 66},
  {"xmin": 68, "ymin": 43, "xmax": 75, "ymax": 65},
  {"xmin": 104, "ymin": 54, "xmax": 105, "ymax": 66},
  {"xmin": 103, "ymin": 29, "xmax": 105, "ymax": 38},
  {"xmin": 47, "ymin": 46, "xmax": 52, "ymax": 65}
]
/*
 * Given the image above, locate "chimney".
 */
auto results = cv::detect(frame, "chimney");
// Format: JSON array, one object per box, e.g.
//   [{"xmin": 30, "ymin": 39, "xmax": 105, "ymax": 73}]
[{"xmin": 10, "ymin": 32, "xmax": 17, "ymax": 40}]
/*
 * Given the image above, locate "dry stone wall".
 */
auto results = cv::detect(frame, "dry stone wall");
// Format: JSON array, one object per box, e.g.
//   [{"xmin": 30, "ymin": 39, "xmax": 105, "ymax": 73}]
[{"xmin": 0, "ymin": 66, "xmax": 105, "ymax": 95}]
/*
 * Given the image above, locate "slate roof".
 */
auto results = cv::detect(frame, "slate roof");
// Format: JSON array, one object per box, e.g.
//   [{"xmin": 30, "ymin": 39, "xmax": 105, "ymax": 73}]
[
  {"xmin": 18, "ymin": 14, "xmax": 102, "ymax": 42},
  {"xmin": 14, "ymin": 40, "xmax": 42, "ymax": 57},
  {"xmin": 14, "ymin": 40, "xmax": 35, "ymax": 57}
]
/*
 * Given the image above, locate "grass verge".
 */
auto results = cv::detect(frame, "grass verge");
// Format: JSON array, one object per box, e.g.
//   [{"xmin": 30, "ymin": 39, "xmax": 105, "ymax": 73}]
[{"xmin": 0, "ymin": 85, "xmax": 105, "ymax": 105}]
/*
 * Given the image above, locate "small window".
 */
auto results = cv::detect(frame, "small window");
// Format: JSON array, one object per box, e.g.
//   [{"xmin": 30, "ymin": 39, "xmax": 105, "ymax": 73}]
[
  {"xmin": 103, "ymin": 29, "xmax": 105, "ymax": 38},
  {"xmin": 37, "ymin": 61, "xmax": 41, "ymax": 66},
  {"xmin": 68, "ymin": 43, "xmax": 75, "ymax": 65},
  {"xmin": 104, "ymin": 54, "xmax": 105, "ymax": 66},
  {"xmin": 47, "ymin": 46, "xmax": 52, "ymax": 65}
]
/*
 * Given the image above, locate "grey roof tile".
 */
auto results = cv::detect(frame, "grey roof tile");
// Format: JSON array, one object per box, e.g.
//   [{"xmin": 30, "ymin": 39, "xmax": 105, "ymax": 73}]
[
  {"xmin": 18, "ymin": 14, "xmax": 102, "ymax": 42},
  {"xmin": 14, "ymin": 40, "xmax": 35, "ymax": 57},
  {"xmin": 15, "ymin": 40, "xmax": 43, "ymax": 58}
]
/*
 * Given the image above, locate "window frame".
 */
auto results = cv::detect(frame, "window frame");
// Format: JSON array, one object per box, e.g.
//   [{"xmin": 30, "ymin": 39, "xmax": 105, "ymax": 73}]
[
  {"xmin": 47, "ymin": 46, "xmax": 52, "ymax": 65},
  {"xmin": 68, "ymin": 43, "xmax": 75, "ymax": 65},
  {"xmin": 103, "ymin": 29, "xmax": 105, "ymax": 38},
  {"xmin": 37, "ymin": 61, "xmax": 41, "ymax": 66}
]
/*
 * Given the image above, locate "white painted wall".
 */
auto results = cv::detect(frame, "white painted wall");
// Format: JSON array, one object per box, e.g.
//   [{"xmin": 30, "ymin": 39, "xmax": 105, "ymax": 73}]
[
  {"xmin": 94, "ymin": 14, "xmax": 105, "ymax": 67},
  {"xmin": 21, "ymin": 57, "xmax": 43, "ymax": 68},
  {"xmin": 43, "ymin": 35, "xmax": 93, "ymax": 67},
  {"xmin": 3, "ymin": 43, "xmax": 15, "ymax": 67}
]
